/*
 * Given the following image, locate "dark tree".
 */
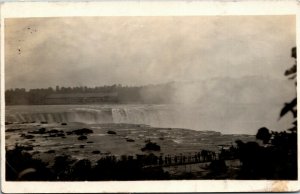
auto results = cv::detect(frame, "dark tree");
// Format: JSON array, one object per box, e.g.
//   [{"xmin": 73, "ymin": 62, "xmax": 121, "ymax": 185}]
[
  {"xmin": 256, "ymin": 127, "xmax": 271, "ymax": 144},
  {"xmin": 281, "ymin": 47, "xmax": 297, "ymax": 122}
]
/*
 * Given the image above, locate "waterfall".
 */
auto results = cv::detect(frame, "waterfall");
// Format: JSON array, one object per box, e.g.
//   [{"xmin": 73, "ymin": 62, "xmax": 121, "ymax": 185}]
[{"xmin": 5, "ymin": 105, "xmax": 176, "ymax": 127}]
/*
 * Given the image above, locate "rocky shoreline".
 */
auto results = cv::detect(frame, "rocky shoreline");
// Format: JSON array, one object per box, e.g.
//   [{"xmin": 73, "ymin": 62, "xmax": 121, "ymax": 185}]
[{"xmin": 5, "ymin": 122, "xmax": 255, "ymax": 180}]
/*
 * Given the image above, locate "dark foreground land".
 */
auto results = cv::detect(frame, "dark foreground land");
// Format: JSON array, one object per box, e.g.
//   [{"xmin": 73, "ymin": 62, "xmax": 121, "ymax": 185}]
[{"xmin": 5, "ymin": 122, "xmax": 297, "ymax": 181}]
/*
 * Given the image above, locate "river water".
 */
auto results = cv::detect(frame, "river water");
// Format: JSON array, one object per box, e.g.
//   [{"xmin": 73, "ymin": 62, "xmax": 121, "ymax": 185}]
[
  {"xmin": 5, "ymin": 103, "xmax": 291, "ymax": 134},
  {"xmin": 5, "ymin": 104, "xmax": 256, "ymax": 162}
]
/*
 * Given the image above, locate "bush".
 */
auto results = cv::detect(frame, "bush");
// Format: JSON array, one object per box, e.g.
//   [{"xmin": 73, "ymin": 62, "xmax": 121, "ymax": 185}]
[{"xmin": 6, "ymin": 147, "xmax": 54, "ymax": 181}]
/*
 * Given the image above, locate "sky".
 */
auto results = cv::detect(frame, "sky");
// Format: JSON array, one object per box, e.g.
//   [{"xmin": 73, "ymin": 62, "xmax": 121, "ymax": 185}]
[
  {"xmin": 5, "ymin": 16, "xmax": 296, "ymax": 89},
  {"xmin": 4, "ymin": 16, "xmax": 297, "ymax": 134}
]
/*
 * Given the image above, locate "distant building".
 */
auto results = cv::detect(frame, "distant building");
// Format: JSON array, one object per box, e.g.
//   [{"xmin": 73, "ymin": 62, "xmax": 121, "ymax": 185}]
[{"xmin": 45, "ymin": 92, "xmax": 118, "ymax": 104}]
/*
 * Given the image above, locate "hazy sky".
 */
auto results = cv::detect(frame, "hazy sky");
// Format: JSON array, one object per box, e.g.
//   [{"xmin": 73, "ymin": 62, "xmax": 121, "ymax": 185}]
[{"xmin": 5, "ymin": 16, "xmax": 296, "ymax": 89}]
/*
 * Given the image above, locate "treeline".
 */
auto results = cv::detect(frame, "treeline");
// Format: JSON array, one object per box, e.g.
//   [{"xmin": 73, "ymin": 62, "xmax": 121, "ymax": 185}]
[{"xmin": 5, "ymin": 83, "xmax": 175, "ymax": 105}]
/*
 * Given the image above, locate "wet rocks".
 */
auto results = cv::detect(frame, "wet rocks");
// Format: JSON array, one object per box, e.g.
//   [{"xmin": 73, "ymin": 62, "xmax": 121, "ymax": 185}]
[
  {"xmin": 66, "ymin": 128, "xmax": 93, "ymax": 141},
  {"xmin": 78, "ymin": 135, "xmax": 88, "ymax": 140},
  {"xmin": 22, "ymin": 134, "xmax": 34, "ymax": 139},
  {"xmin": 45, "ymin": 150, "xmax": 55, "ymax": 154},
  {"xmin": 107, "ymin": 130, "xmax": 117, "ymax": 135},
  {"xmin": 126, "ymin": 138, "xmax": 135, "ymax": 142},
  {"xmin": 66, "ymin": 131, "xmax": 72, "ymax": 135},
  {"xmin": 56, "ymin": 133, "xmax": 65, "ymax": 137},
  {"xmin": 79, "ymin": 145, "xmax": 85, "ymax": 148},
  {"xmin": 48, "ymin": 129, "xmax": 60, "ymax": 134},
  {"xmin": 141, "ymin": 142, "xmax": 161, "ymax": 152},
  {"xmin": 38, "ymin": 128, "xmax": 47, "ymax": 134},
  {"xmin": 6, "ymin": 128, "xmax": 20, "ymax": 132},
  {"xmin": 92, "ymin": 150, "xmax": 101, "ymax": 154},
  {"xmin": 70, "ymin": 128, "xmax": 93, "ymax": 136}
]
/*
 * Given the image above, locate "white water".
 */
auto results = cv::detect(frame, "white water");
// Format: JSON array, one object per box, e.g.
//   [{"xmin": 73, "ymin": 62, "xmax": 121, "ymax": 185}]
[
  {"xmin": 5, "ymin": 104, "xmax": 199, "ymax": 129},
  {"xmin": 5, "ymin": 104, "xmax": 293, "ymax": 134}
]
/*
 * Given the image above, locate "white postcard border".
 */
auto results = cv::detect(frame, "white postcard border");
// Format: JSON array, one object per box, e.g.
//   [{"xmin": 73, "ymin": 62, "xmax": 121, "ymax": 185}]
[{"xmin": 1, "ymin": 1, "xmax": 300, "ymax": 193}]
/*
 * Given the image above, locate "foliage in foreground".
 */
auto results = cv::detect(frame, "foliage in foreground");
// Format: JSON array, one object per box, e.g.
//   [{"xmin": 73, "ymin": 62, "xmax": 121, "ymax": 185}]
[
  {"xmin": 234, "ymin": 47, "xmax": 297, "ymax": 180},
  {"xmin": 6, "ymin": 147, "xmax": 170, "ymax": 181}
]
